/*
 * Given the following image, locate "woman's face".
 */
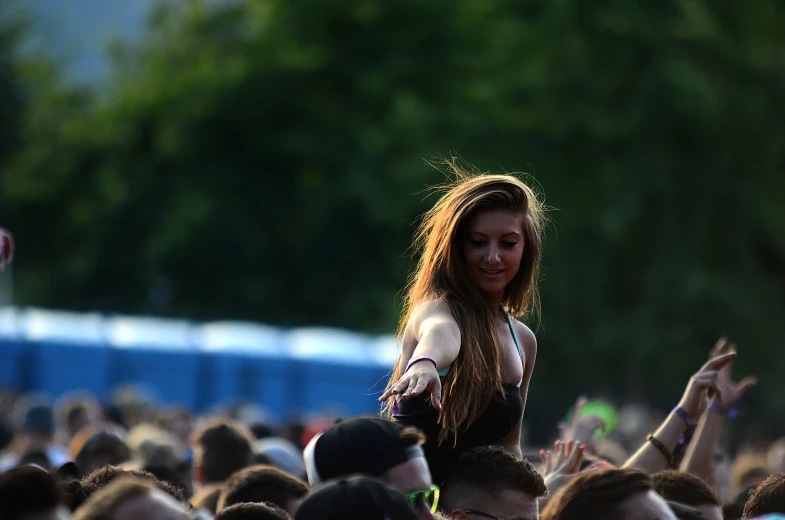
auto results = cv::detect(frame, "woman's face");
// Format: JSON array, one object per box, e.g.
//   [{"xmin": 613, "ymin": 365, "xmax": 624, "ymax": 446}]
[{"xmin": 462, "ymin": 209, "xmax": 525, "ymax": 300}]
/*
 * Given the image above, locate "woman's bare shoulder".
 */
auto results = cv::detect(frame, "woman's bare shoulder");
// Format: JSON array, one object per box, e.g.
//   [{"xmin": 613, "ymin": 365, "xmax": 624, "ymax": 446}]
[
  {"xmin": 512, "ymin": 319, "xmax": 537, "ymax": 358},
  {"xmin": 404, "ymin": 299, "xmax": 457, "ymax": 338}
]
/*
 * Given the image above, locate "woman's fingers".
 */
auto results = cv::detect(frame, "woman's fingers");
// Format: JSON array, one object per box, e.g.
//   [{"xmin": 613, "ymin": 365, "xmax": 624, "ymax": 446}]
[
  {"xmin": 407, "ymin": 376, "xmax": 428, "ymax": 399},
  {"xmin": 702, "ymin": 352, "xmax": 736, "ymax": 372},
  {"xmin": 429, "ymin": 377, "xmax": 443, "ymax": 410},
  {"xmin": 545, "ymin": 450, "xmax": 553, "ymax": 474},
  {"xmin": 566, "ymin": 442, "xmax": 585, "ymax": 473},
  {"xmin": 736, "ymin": 376, "xmax": 758, "ymax": 396}
]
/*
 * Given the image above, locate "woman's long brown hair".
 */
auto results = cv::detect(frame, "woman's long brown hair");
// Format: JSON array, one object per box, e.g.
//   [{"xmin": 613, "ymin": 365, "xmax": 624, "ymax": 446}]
[{"xmin": 382, "ymin": 160, "xmax": 546, "ymax": 446}]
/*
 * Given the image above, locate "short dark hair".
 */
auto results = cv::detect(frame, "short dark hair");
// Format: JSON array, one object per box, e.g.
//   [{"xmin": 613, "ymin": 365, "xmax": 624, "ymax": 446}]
[
  {"xmin": 541, "ymin": 468, "xmax": 652, "ymax": 520},
  {"xmin": 74, "ymin": 430, "xmax": 131, "ymax": 475},
  {"xmin": 0, "ymin": 466, "xmax": 62, "ymax": 519},
  {"xmin": 59, "ymin": 479, "xmax": 96, "ymax": 512},
  {"xmin": 191, "ymin": 419, "xmax": 255, "ymax": 483},
  {"xmin": 743, "ymin": 473, "xmax": 785, "ymax": 518},
  {"xmin": 215, "ymin": 502, "xmax": 290, "ymax": 520},
  {"xmin": 441, "ymin": 446, "xmax": 547, "ymax": 512},
  {"xmin": 217, "ymin": 464, "xmax": 308, "ymax": 511},
  {"xmin": 82, "ymin": 465, "xmax": 185, "ymax": 503},
  {"xmin": 73, "ymin": 478, "xmax": 156, "ymax": 520},
  {"xmin": 652, "ymin": 470, "xmax": 720, "ymax": 507},
  {"xmin": 191, "ymin": 483, "xmax": 224, "ymax": 513}
]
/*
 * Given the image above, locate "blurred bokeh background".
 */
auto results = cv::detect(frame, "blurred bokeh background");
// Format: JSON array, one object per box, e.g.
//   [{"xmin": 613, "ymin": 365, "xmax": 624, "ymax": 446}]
[{"xmin": 1, "ymin": 0, "xmax": 784, "ymax": 444}]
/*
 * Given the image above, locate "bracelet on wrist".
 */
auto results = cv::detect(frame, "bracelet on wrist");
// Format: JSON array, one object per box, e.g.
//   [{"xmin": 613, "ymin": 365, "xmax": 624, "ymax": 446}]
[
  {"xmin": 646, "ymin": 433, "xmax": 675, "ymax": 467},
  {"xmin": 405, "ymin": 355, "xmax": 439, "ymax": 374},
  {"xmin": 673, "ymin": 406, "xmax": 694, "ymax": 427},
  {"xmin": 708, "ymin": 401, "xmax": 738, "ymax": 419}
]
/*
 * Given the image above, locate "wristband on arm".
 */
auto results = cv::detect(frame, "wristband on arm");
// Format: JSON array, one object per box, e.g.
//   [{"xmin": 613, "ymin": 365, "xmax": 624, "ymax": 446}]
[
  {"xmin": 646, "ymin": 433, "xmax": 675, "ymax": 467},
  {"xmin": 405, "ymin": 356, "xmax": 439, "ymax": 374}
]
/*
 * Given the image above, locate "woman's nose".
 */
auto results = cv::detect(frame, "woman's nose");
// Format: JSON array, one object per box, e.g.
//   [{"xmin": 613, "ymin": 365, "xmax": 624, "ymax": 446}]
[{"xmin": 486, "ymin": 243, "xmax": 501, "ymax": 263}]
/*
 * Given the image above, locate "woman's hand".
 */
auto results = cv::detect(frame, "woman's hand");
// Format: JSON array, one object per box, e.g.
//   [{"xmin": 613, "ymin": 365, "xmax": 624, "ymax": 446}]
[
  {"xmin": 540, "ymin": 440, "xmax": 585, "ymax": 497},
  {"xmin": 0, "ymin": 228, "xmax": 13, "ymax": 272},
  {"xmin": 380, "ymin": 361, "xmax": 442, "ymax": 411},
  {"xmin": 677, "ymin": 351, "xmax": 737, "ymax": 419},
  {"xmin": 558, "ymin": 396, "xmax": 606, "ymax": 452},
  {"xmin": 708, "ymin": 337, "xmax": 757, "ymax": 410}
]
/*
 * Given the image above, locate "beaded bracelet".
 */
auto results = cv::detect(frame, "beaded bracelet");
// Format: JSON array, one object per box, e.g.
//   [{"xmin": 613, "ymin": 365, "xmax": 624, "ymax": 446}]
[
  {"xmin": 646, "ymin": 433, "xmax": 674, "ymax": 467},
  {"xmin": 405, "ymin": 355, "xmax": 439, "ymax": 374}
]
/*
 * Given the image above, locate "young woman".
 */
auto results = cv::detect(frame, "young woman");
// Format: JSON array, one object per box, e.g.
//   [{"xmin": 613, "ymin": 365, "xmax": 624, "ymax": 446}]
[{"xmin": 380, "ymin": 162, "xmax": 546, "ymax": 483}]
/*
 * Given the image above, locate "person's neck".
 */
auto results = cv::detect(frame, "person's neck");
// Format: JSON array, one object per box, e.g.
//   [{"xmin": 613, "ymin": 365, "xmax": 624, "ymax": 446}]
[{"xmin": 482, "ymin": 291, "xmax": 504, "ymax": 311}]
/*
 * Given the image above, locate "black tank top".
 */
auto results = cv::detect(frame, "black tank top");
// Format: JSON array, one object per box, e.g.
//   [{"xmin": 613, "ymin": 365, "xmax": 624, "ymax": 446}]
[{"xmin": 394, "ymin": 382, "xmax": 523, "ymax": 484}]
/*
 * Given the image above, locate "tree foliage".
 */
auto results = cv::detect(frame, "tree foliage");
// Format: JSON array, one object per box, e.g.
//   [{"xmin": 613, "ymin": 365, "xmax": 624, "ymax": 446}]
[{"xmin": 3, "ymin": 0, "xmax": 785, "ymax": 426}]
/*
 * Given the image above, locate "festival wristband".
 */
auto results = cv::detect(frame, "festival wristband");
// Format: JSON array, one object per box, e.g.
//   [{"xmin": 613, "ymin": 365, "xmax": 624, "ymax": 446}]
[
  {"xmin": 405, "ymin": 356, "xmax": 439, "ymax": 374},
  {"xmin": 673, "ymin": 406, "xmax": 694, "ymax": 427},
  {"xmin": 708, "ymin": 401, "xmax": 738, "ymax": 419}
]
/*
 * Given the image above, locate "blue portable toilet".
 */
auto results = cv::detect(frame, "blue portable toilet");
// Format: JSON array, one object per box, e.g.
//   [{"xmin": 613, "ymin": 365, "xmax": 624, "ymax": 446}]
[
  {"xmin": 286, "ymin": 327, "xmax": 387, "ymax": 418},
  {"xmin": 197, "ymin": 321, "xmax": 289, "ymax": 419},
  {"xmin": 0, "ymin": 307, "xmax": 23, "ymax": 389},
  {"xmin": 107, "ymin": 316, "xmax": 199, "ymax": 410},
  {"xmin": 21, "ymin": 308, "xmax": 110, "ymax": 399}
]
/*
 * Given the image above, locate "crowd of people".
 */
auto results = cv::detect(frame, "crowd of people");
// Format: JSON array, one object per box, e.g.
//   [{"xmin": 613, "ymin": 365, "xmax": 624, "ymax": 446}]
[{"xmin": 1, "ymin": 169, "xmax": 785, "ymax": 520}]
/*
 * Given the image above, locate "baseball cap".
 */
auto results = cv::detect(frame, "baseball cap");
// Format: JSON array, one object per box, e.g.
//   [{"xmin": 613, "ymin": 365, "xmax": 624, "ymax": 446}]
[
  {"xmin": 303, "ymin": 417, "xmax": 425, "ymax": 486},
  {"xmin": 295, "ymin": 476, "xmax": 418, "ymax": 520}
]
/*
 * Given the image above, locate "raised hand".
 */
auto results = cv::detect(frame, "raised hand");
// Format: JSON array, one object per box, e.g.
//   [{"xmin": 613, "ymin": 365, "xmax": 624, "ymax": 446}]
[
  {"xmin": 540, "ymin": 440, "xmax": 586, "ymax": 496},
  {"xmin": 380, "ymin": 361, "xmax": 442, "ymax": 411},
  {"xmin": 558, "ymin": 396, "xmax": 606, "ymax": 451},
  {"xmin": 677, "ymin": 351, "xmax": 737, "ymax": 419},
  {"xmin": 708, "ymin": 337, "xmax": 757, "ymax": 409}
]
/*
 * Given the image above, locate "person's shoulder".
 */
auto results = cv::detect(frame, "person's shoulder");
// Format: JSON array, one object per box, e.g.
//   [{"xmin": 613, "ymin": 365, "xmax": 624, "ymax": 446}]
[
  {"xmin": 412, "ymin": 298, "xmax": 453, "ymax": 320},
  {"xmin": 511, "ymin": 319, "xmax": 537, "ymax": 355},
  {"xmin": 406, "ymin": 299, "xmax": 456, "ymax": 335}
]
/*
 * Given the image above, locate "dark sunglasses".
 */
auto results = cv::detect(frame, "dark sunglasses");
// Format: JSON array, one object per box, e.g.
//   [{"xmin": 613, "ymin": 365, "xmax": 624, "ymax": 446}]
[{"xmin": 405, "ymin": 485, "xmax": 440, "ymax": 513}]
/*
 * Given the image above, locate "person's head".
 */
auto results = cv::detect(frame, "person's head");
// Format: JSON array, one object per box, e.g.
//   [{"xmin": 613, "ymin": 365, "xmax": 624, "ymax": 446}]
[
  {"xmin": 652, "ymin": 470, "xmax": 722, "ymax": 520},
  {"xmin": 303, "ymin": 417, "xmax": 434, "ymax": 517},
  {"xmin": 82, "ymin": 465, "xmax": 186, "ymax": 503},
  {"xmin": 295, "ymin": 476, "xmax": 419, "ymax": 520},
  {"xmin": 190, "ymin": 483, "xmax": 224, "ymax": 514},
  {"xmin": 541, "ymin": 468, "xmax": 676, "ymax": 520},
  {"xmin": 769, "ymin": 439, "xmax": 785, "ymax": 473},
  {"xmin": 157, "ymin": 409, "xmax": 194, "ymax": 445},
  {"xmin": 58, "ymin": 396, "xmax": 102, "ymax": 440},
  {"xmin": 384, "ymin": 163, "xmax": 545, "ymax": 445},
  {"xmin": 732, "ymin": 454, "xmax": 769, "ymax": 497},
  {"xmin": 17, "ymin": 401, "xmax": 56, "ymax": 446},
  {"xmin": 216, "ymin": 503, "xmax": 290, "ymax": 520},
  {"xmin": 0, "ymin": 466, "xmax": 70, "ymax": 520},
  {"xmin": 59, "ymin": 479, "xmax": 95, "ymax": 512},
  {"xmin": 73, "ymin": 477, "xmax": 189, "ymax": 520},
  {"xmin": 743, "ymin": 473, "xmax": 785, "ymax": 518},
  {"xmin": 441, "ymin": 446, "xmax": 547, "ymax": 520},
  {"xmin": 72, "ymin": 430, "xmax": 131, "ymax": 476},
  {"xmin": 191, "ymin": 419, "xmax": 255, "ymax": 485},
  {"xmin": 216, "ymin": 464, "xmax": 308, "ymax": 514}
]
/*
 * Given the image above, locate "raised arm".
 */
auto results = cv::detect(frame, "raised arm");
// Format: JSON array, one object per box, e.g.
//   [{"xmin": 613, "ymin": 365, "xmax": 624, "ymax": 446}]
[
  {"xmin": 379, "ymin": 300, "xmax": 461, "ymax": 410},
  {"xmin": 680, "ymin": 339, "xmax": 756, "ymax": 484},
  {"xmin": 623, "ymin": 351, "xmax": 737, "ymax": 473}
]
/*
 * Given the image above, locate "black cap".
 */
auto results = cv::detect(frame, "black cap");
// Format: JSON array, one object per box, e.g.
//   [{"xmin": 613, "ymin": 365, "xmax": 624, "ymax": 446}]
[
  {"xmin": 305, "ymin": 417, "xmax": 424, "ymax": 484},
  {"xmin": 295, "ymin": 476, "xmax": 418, "ymax": 520}
]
